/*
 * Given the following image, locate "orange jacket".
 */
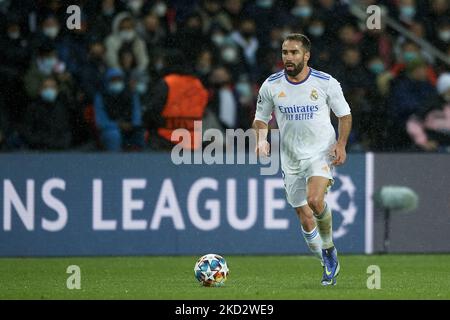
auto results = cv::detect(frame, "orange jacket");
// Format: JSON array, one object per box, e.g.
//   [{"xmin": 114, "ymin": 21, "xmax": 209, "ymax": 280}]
[{"xmin": 157, "ymin": 74, "xmax": 208, "ymax": 149}]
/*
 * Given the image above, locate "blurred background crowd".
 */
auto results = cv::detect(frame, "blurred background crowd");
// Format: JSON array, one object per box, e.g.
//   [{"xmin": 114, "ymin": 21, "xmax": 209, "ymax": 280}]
[{"xmin": 0, "ymin": 0, "xmax": 449, "ymax": 153}]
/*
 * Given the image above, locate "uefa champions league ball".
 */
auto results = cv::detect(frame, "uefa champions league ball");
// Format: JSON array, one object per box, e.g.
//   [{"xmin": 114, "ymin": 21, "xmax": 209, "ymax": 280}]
[{"xmin": 194, "ymin": 254, "xmax": 229, "ymax": 287}]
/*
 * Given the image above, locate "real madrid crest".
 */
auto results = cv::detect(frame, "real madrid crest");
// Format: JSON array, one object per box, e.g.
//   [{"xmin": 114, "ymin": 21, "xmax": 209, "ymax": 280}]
[{"xmin": 310, "ymin": 89, "xmax": 319, "ymax": 101}]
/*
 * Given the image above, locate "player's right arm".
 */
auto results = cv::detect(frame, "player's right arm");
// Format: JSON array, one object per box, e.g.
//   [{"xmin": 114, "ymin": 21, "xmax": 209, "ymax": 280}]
[
  {"xmin": 253, "ymin": 119, "xmax": 270, "ymax": 156},
  {"xmin": 253, "ymin": 80, "xmax": 274, "ymax": 157}
]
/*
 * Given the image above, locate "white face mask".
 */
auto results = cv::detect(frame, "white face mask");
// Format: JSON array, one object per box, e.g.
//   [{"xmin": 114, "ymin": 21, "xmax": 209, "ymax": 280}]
[
  {"xmin": 128, "ymin": 0, "xmax": 143, "ymax": 13},
  {"xmin": 8, "ymin": 31, "xmax": 20, "ymax": 39},
  {"xmin": 136, "ymin": 82, "xmax": 148, "ymax": 94},
  {"xmin": 222, "ymin": 47, "xmax": 238, "ymax": 63},
  {"xmin": 153, "ymin": 3, "xmax": 167, "ymax": 17},
  {"xmin": 120, "ymin": 30, "xmax": 136, "ymax": 42},
  {"xmin": 43, "ymin": 26, "xmax": 60, "ymax": 39},
  {"xmin": 439, "ymin": 30, "xmax": 450, "ymax": 42},
  {"xmin": 212, "ymin": 34, "xmax": 226, "ymax": 47}
]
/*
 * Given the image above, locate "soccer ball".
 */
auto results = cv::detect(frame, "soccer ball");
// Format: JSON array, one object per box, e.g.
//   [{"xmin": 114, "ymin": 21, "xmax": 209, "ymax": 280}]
[{"xmin": 194, "ymin": 254, "xmax": 229, "ymax": 287}]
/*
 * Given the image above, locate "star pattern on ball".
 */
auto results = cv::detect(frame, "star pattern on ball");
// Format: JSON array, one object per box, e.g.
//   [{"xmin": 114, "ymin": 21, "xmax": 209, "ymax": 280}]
[
  {"xmin": 194, "ymin": 254, "xmax": 229, "ymax": 286},
  {"xmin": 206, "ymin": 255, "xmax": 216, "ymax": 266},
  {"xmin": 204, "ymin": 264, "xmax": 217, "ymax": 281},
  {"xmin": 219, "ymin": 260, "xmax": 229, "ymax": 274}
]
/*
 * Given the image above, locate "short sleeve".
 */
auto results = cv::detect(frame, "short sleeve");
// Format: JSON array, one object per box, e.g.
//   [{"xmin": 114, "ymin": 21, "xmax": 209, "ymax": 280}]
[
  {"xmin": 327, "ymin": 77, "xmax": 351, "ymax": 117},
  {"xmin": 254, "ymin": 81, "xmax": 274, "ymax": 124}
]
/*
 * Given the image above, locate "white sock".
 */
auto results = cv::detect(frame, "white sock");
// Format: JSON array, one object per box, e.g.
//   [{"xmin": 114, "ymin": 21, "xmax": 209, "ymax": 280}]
[
  {"xmin": 314, "ymin": 202, "xmax": 334, "ymax": 249},
  {"xmin": 301, "ymin": 226, "xmax": 323, "ymax": 264}
]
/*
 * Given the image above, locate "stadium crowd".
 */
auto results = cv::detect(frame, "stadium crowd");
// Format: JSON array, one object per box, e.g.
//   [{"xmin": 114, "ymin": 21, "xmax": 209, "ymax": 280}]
[{"xmin": 0, "ymin": 0, "xmax": 449, "ymax": 152}]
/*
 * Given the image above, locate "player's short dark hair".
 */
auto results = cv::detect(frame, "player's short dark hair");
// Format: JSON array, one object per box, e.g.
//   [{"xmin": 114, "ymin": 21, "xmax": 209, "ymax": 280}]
[{"xmin": 283, "ymin": 33, "xmax": 311, "ymax": 52}]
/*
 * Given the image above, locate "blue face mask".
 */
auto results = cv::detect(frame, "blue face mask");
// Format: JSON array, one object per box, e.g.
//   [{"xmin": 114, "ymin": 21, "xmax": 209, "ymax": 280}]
[
  {"xmin": 400, "ymin": 6, "xmax": 416, "ymax": 18},
  {"xmin": 292, "ymin": 6, "xmax": 313, "ymax": 18},
  {"xmin": 41, "ymin": 88, "xmax": 58, "ymax": 102},
  {"xmin": 39, "ymin": 57, "xmax": 58, "ymax": 75},
  {"xmin": 403, "ymin": 52, "xmax": 419, "ymax": 63},
  {"xmin": 309, "ymin": 26, "xmax": 324, "ymax": 37},
  {"xmin": 369, "ymin": 62, "xmax": 385, "ymax": 74},
  {"xmin": 236, "ymin": 81, "xmax": 252, "ymax": 98},
  {"xmin": 256, "ymin": 0, "xmax": 273, "ymax": 8},
  {"xmin": 109, "ymin": 81, "xmax": 125, "ymax": 94}
]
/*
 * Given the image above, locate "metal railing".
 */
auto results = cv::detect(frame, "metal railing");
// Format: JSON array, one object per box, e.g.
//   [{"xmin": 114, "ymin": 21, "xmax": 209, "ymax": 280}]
[{"xmin": 348, "ymin": 1, "xmax": 450, "ymax": 66}]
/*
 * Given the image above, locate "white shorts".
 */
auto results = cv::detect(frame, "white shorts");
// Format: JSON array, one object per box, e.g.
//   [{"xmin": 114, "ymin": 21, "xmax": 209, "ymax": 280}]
[{"xmin": 282, "ymin": 153, "xmax": 334, "ymax": 208}]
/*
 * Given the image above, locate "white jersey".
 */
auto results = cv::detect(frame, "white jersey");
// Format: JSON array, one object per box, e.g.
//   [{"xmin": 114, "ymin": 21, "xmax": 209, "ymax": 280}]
[{"xmin": 255, "ymin": 67, "xmax": 351, "ymax": 173}]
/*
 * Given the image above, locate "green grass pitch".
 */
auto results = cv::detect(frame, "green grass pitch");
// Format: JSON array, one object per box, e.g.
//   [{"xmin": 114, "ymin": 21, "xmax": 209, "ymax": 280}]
[{"xmin": 0, "ymin": 254, "xmax": 449, "ymax": 299}]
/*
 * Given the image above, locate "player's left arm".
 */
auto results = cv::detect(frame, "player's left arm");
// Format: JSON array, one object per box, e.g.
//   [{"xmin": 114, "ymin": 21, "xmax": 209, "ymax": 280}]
[{"xmin": 327, "ymin": 77, "xmax": 352, "ymax": 166}]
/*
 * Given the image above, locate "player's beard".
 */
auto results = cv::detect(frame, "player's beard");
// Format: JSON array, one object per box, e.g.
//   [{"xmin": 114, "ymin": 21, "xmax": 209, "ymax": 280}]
[{"xmin": 284, "ymin": 60, "xmax": 305, "ymax": 77}]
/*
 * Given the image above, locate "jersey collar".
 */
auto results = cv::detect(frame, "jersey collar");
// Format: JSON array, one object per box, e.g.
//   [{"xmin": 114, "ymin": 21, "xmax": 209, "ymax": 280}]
[{"xmin": 285, "ymin": 67, "xmax": 312, "ymax": 85}]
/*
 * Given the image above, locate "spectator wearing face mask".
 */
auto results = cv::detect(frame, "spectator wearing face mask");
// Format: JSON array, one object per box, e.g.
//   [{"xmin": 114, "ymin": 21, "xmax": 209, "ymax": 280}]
[
  {"xmin": 23, "ymin": 43, "xmax": 74, "ymax": 100},
  {"xmin": 104, "ymin": 12, "xmax": 149, "ymax": 72},
  {"xmin": 364, "ymin": 56, "xmax": 390, "ymax": 151},
  {"xmin": 126, "ymin": 0, "xmax": 148, "ymax": 18},
  {"xmin": 129, "ymin": 70, "xmax": 151, "ymax": 135},
  {"xmin": 94, "ymin": 68, "xmax": 144, "ymax": 151},
  {"xmin": 20, "ymin": 77, "xmax": 73, "ymax": 150},
  {"xmin": 366, "ymin": 56, "xmax": 388, "ymax": 96},
  {"xmin": 31, "ymin": 15, "xmax": 67, "ymax": 59},
  {"xmin": 432, "ymin": 18, "xmax": 450, "ymax": 52},
  {"xmin": 389, "ymin": 41, "xmax": 437, "ymax": 86},
  {"xmin": 195, "ymin": 0, "xmax": 224, "ymax": 34},
  {"xmin": 396, "ymin": 0, "xmax": 424, "ymax": 26},
  {"xmin": 209, "ymin": 25, "xmax": 231, "ymax": 50},
  {"xmin": 360, "ymin": 23, "xmax": 394, "ymax": 70},
  {"xmin": 130, "ymin": 69, "xmax": 150, "ymax": 102},
  {"xmin": 305, "ymin": 16, "xmax": 331, "ymax": 69},
  {"xmin": 289, "ymin": 0, "xmax": 314, "ymax": 28},
  {"xmin": 0, "ymin": 16, "xmax": 30, "ymax": 74}
]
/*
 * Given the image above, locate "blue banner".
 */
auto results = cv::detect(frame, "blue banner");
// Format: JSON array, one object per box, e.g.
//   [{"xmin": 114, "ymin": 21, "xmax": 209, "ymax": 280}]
[{"xmin": 0, "ymin": 153, "xmax": 366, "ymax": 256}]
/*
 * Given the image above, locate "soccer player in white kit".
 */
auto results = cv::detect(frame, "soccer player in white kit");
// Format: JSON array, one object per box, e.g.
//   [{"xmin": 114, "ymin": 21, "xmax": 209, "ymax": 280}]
[{"xmin": 253, "ymin": 34, "xmax": 352, "ymax": 286}]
